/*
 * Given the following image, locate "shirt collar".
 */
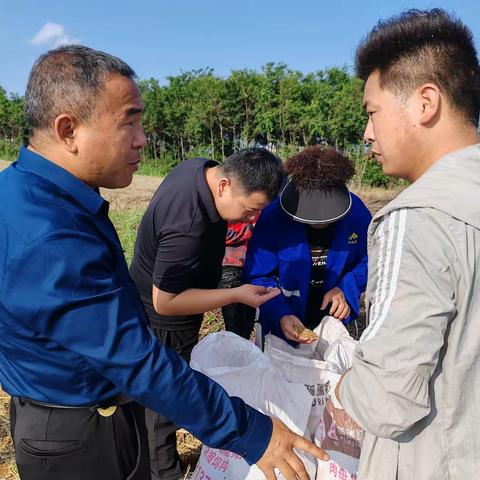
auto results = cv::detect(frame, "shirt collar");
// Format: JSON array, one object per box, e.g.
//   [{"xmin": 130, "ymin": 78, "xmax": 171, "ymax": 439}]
[
  {"xmin": 197, "ymin": 159, "xmax": 222, "ymax": 223},
  {"xmin": 17, "ymin": 146, "xmax": 105, "ymax": 215}
]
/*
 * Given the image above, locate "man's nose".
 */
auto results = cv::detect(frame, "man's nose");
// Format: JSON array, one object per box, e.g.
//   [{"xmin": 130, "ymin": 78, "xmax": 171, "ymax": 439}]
[
  {"xmin": 135, "ymin": 128, "xmax": 147, "ymax": 149},
  {"xmin": 363, "ymin": 117, "xmax": 374, "ymax": 144}
]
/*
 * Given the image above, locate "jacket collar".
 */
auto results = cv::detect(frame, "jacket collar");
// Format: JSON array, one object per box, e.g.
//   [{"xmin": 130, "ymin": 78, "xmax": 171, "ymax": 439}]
[{"xmin": 16, "ymin": 146, "xmax": 105, "ymax": 215}]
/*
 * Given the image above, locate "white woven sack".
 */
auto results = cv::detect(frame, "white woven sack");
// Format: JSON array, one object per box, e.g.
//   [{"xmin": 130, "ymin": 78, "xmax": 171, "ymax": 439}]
[
  {"xmin": 264, "ymin": 317, "xmax": 355, "ymax": 434},
  {"xmin": 190, "ymin": 331, "xmax": 317, "ymax": 480}
]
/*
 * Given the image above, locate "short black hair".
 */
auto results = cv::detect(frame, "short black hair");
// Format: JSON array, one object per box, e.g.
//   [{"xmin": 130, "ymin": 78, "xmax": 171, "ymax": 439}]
[
  {"xmin": 356, "ymin": 9, "xmax": 480, "ymax": 126},
  {"xmin": 220, "ymin": 148, "xmax": 283, "ymax": 201},
  {"xmin": 25, "ymin": 45, "xmax": 136, "ymax": 134}
]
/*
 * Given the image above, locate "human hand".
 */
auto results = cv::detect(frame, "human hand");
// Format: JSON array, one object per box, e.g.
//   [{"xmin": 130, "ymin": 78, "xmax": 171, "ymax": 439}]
[
  {"xmin": 256, "ymin": 417, "xmax": 329, "ymax": 480},
  {"xmin": 235, "ymin": 284, "xmax": 280, "ymax": 308},
  {"xmin": 280, "ymin": 315, "xmax": 316, "ymax": 344},
  {"xmin": 321, "ymin": 287, "xmax": 350, "ymax": 320}
]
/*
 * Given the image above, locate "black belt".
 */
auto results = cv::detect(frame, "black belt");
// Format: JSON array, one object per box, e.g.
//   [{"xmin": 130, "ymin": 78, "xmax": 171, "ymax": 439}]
[{"xmin": 15, "ymin": 392, "xmax": 133, "ymax": 411}]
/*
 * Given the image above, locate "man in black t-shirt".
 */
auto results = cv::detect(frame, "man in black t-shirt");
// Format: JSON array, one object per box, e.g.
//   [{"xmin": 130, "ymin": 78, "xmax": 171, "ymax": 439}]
[{"xmin": 129, "ymin": 148, "xmax": 283, "ymax": 480}]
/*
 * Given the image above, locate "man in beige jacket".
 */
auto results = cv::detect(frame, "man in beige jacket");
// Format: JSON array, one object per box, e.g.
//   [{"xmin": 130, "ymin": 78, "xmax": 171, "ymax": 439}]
[{"xmin": 335, "ymin": 9, "xmax": 480, "ymax": 479}]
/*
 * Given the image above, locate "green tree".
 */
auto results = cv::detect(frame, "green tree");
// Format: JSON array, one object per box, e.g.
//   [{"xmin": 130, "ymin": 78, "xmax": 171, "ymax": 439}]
[
  {"xmin": 0, "ymin": 88, "xmax": 25, "ymax": 159},
  {"xmin": 228, "ymin": 69, "xmax": 262, "ymax": 147},
  {"xmin": 138, "ymin": 78, "xmax": 165, "ymax": 159}
]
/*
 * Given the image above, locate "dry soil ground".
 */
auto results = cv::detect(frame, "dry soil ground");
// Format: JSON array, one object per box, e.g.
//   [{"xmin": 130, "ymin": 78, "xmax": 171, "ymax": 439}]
[{"xmin": 0, "ymin": 160, "xmax": 399, "ymax": 479}]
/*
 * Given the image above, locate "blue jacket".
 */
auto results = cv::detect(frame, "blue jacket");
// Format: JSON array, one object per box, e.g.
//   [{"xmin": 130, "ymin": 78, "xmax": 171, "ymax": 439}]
[
  {"xmin": 0, "ymin": 147, "xmax": 271, "ymax": 464},
  {"xmin": 244, "ymin": 194, "xmax": 371, "ymax": 338}
]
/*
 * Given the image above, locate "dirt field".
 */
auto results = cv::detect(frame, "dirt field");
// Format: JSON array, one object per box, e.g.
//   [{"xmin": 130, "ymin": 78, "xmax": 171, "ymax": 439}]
[{"xmin": 0, "ymin": 160, "xmax": 399, "ymax": 479}]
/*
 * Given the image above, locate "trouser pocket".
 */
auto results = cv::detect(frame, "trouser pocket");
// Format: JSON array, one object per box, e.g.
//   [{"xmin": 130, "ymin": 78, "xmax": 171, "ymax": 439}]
[
  {"xmin": 10, "ymin": 397, "xmax": 149, "ymax": 480},
  {"xmin": 20, "ymin": 439, "xmax": 83, "ymax": 457}
]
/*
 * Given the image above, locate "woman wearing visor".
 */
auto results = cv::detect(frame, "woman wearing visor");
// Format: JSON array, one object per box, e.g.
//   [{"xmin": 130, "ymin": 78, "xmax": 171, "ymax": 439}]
[{"xmin": 243, "ymin": 146, "xmax": 371, "ymax": 343}]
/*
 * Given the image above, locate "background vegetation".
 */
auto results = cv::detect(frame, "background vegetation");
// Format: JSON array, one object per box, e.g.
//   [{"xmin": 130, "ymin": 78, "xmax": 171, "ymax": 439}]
[{"xmin": 0, "ymin": 63, "xmax": 402, "ymax": 188}]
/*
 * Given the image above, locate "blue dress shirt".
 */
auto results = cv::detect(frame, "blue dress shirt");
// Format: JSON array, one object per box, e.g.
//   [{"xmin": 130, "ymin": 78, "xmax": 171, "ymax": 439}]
[{"xmin": 0, "ymin": 147, "xmax": 272, "ymax": 464}]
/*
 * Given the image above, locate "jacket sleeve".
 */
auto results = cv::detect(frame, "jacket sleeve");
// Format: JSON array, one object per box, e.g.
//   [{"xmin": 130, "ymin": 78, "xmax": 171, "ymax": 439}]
[
  {"xmin": 339, "ymin": 208, "xmax": 456, "ymax": 439},
  {"xmin": 336, "ymin": 202, "xmax": 371, "ymax": 321},
  {"xmin": 2, "ymin": 230, "xmax": 272, "ymax": 464},
  {"xmin": 243, "ymin": 206, "xmax": 295, "ymax": 337}
]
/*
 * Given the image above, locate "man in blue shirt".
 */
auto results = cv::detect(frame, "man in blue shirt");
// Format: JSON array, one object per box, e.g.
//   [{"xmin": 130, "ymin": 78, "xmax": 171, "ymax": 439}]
[{"xmin": 0, "ymin": 45, "xmax": 327, "ymax": 480}]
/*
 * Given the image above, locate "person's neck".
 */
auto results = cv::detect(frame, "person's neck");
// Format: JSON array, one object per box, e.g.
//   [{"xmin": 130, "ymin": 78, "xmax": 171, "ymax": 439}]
[
  {"xmin": 28, "ymin": 135, "xmax": 70, "ymax": 170},
  {"xmin": 409, "ymin": 122, "xmax": 480, "ymax": 182},
  {"xmin": 204, "ymin": 164, "xmax": 220, "ymax": 199},
  {"xmin": 27, "ymin": 137, "xmax": 96, "ymax": 188}
]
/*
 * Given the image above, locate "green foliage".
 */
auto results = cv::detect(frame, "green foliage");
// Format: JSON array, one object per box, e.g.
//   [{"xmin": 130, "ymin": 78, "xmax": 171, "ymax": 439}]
[
  {"xmin": 361, "ymin": 161, "xmax": 392, "ymax": 188},
  {"xmin": 0, "ymin": 139, "xmax": 21, "ymax": 160},
  {"xmin": 0, "ymin": 88, "xmax": 25, "ymax": 160},
  {"xmin": 0, "ymin": 64, "xmax": 400, "ymax": 188},
  {"xmin": 109, "ymin": 208, "xmax": 145, "ymax": 265},
  {"xmin": 136, "ymin": 64, "xmax": 369, "ymax": 165},
  {"xmin": 138, "ymin": 153, "xmax": 179, "ymax": 177}
]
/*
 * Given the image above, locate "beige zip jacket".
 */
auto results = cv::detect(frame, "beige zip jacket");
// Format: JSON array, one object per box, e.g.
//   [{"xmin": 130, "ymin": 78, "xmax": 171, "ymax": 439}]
[{"xmin": 340, "ymin": 144, "xmax": 480, "ymax": 479}]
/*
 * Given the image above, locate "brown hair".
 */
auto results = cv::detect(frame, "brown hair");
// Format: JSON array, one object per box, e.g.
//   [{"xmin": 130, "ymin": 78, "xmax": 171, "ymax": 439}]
[{"xmin": 284, "ymin": 146, "xmax": 355, "ymax": 192}]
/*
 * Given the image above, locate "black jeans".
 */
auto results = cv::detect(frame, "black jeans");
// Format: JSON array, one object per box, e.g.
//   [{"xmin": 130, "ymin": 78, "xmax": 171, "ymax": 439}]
[
  {"xmin": 10, "ymin": 397, "xmax": 150, "ymax": 480},
  {"xmin": 146, "ymin": 324, "xmax": 201, "ymax": 480},
  {"xmin": 218, "ymin": 266, "xmax": 256, "ymax": 339}
]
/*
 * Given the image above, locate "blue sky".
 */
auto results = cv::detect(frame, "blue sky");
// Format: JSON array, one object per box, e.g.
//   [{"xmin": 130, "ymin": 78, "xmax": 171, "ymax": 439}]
[{"xmin": 1, "ymin": 0, "xmax": 479, "ymax": 96}]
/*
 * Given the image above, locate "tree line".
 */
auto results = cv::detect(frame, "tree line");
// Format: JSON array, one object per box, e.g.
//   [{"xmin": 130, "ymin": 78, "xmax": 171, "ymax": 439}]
[{"xmin": 0, "ymin": 63, "xmax": 397, "ymax": 187}]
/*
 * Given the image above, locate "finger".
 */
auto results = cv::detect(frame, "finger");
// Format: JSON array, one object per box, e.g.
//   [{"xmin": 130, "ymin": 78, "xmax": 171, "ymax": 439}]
[
  {"xmin": 336, "ymin": 303, "xmax": 349, "ymax": 320},
  {"xmin": 254, "ymin": 285, "xmax": 278, "ymax": 295},
  {"xmin": 284, "ymin": 328, "xmax": 311, "ymax": 343},
  {"xmin": 288, "ymin": 319, "xmax": 314, "ymax": 343},
  {"xmin": 329, "ymin": 298, "xmax": 340, "ymax": 316},
  {"xmin": 320, "ymin": 295, "xmax": 329, "ymax": 310},
  {"xmin": 255, "ymin": 289, "xmax": 280, "ymax": 306},
  {"xmin": 285, "ymin": 334, "xmax": 299, "ymax": 342},
  {"xmin": 292, "ymin": 434, "xmax": 330, "ymax": 461},
  {"xmin": 284, "ymin": 329, "xmax": 300, "ymax": 342},
  {"xmin": 276, "ymin": 460, "xmax": 297, "ymax": 480},
  {"xmin": 341, "ymin": 304, "xmax": 350, "ymax": 320},
  {"xmin": 286, "ymin": 451, "xmax": 309, "ymax": 480},
  {"xmin": 262, "ymin": 287, "xmax": 280, "ymax": 297},
  {"xmin": 340, "ymin": 302, "xmax": 350, "ymax": 319},
  {"xmin": 257, "ymin": 465, "xmax": 276, "ymax": 480},
  {"xmin": 296, "ymin": 337, "xmax": 315, "ymax": 344}
]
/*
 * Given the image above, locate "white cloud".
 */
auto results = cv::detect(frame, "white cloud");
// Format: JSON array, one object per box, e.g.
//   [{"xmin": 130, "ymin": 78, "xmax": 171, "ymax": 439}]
[
  {"xmin": 53, "ymin": 34, "xmax": 80, "ymax": 47},
  {"xmin": 30, "ymin": 22, "xmax": 79, "ymax": 47}
]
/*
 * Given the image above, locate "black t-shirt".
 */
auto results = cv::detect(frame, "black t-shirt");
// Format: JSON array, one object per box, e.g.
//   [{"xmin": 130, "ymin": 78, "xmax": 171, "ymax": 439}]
[
  {"xmin": 129, "ymin": 158, "xmax": 227, "ymax": 330},
  {"xmin": 304, "ymin": 225, "xmax": 335, "ymax": 329}
]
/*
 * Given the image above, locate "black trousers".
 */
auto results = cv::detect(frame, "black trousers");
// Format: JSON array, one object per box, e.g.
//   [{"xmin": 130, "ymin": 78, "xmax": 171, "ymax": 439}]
[
  {"xmin": 219, "ymin": 266, "xmax": 256, "ymax": 339},
  {"xmin": 10, "ymin": 397, "xmax": 151, "ymax": 480},
  {"xmin": 146, "ymin": 325, "xmax": 200, "ymax": 480}
]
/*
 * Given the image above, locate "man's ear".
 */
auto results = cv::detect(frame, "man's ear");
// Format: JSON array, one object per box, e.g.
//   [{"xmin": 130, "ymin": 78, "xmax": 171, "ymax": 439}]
[
  {"xmin": 218, "ymin": 177, "xmax": 230, "ymax": 197},
  {"xmin": 53, "ymin": 114, "xmax": 79, "ymax": 154},
  {"xmin": 417, "ymin": 83, "xmax": 441, "ymax": 125}
]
